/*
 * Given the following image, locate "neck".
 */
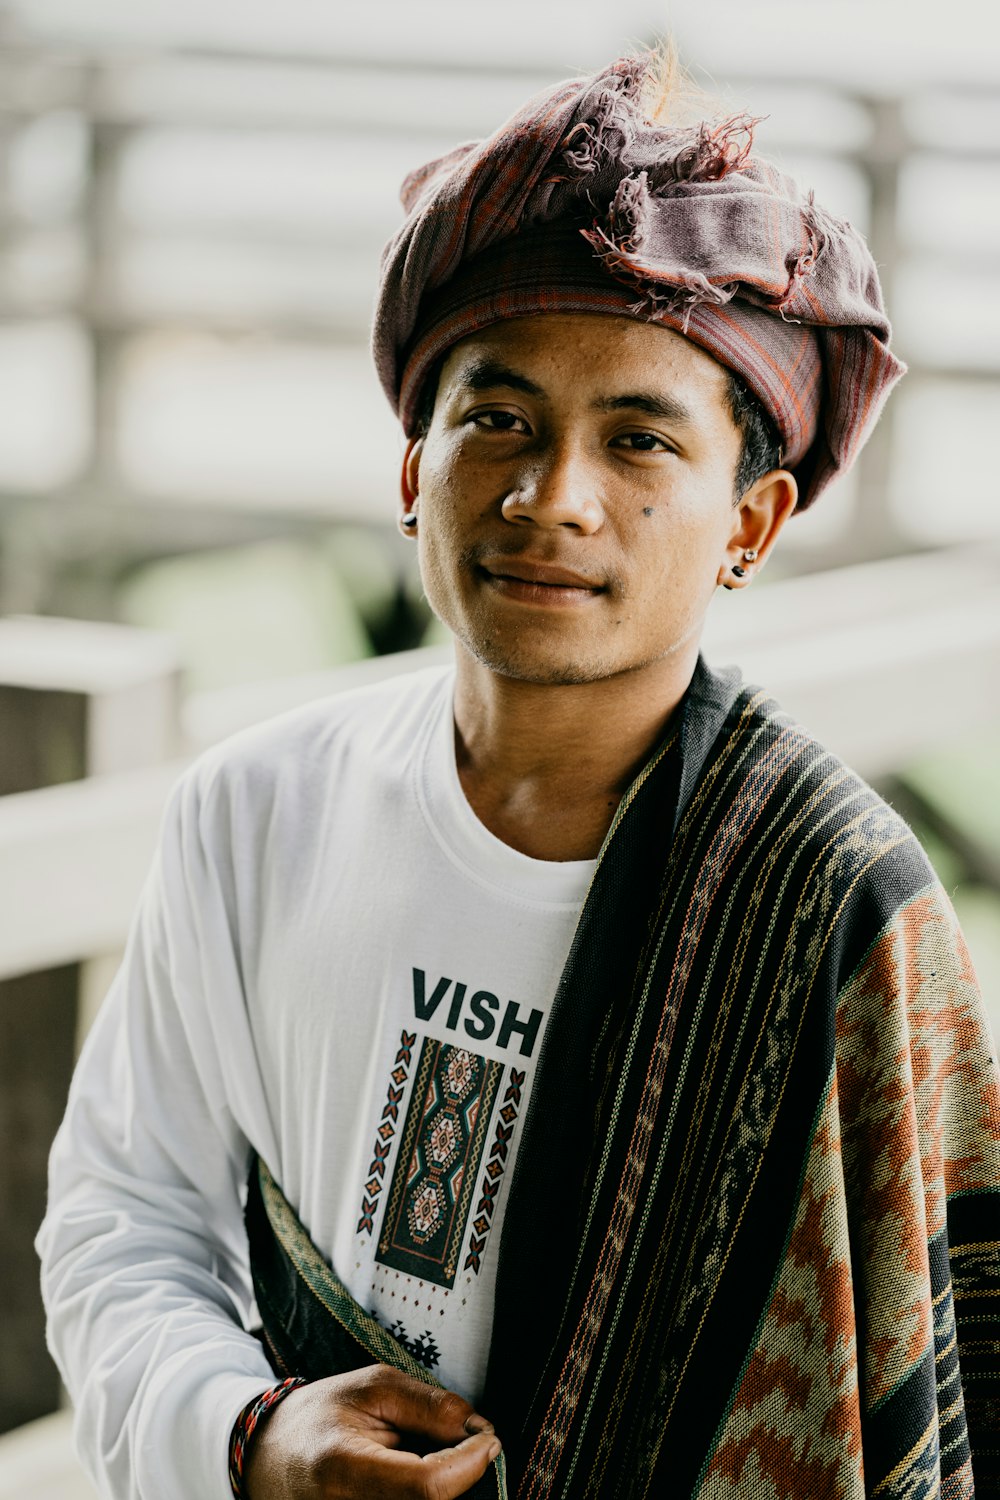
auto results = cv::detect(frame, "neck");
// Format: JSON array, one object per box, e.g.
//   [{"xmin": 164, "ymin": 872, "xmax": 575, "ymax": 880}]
[{"xmin": 452, "ymin": 642, "xmax": 699, "ymax": 861}]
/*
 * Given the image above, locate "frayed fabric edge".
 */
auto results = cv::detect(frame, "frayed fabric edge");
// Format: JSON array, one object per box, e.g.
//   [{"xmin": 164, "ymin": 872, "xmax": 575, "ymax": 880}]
[{"xmin": 581, "ymin": 224, "xmax": 739, "ymax": 330}]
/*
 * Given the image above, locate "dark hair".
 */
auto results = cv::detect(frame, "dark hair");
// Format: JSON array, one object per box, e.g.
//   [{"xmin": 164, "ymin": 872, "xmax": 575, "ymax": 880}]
[
  {"xmin": 413, "ymin": 361, "xmax": 443, "ymax": 439},
  {"xmin": 412, "ymin": 358, "xmax": 783, "ymax": 502},
  {"xmin": 725, "ymin": 369, "xmax": 783, "ymax": 500}
]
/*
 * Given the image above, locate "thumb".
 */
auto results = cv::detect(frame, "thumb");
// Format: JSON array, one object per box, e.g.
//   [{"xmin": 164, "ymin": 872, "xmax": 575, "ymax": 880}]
[{"xmin": 367, "ymin": 1368, "xmax": 493, "ymax": 1445}]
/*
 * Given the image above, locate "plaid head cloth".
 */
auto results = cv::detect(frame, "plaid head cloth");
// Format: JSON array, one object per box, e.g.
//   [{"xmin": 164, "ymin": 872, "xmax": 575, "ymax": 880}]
[{"xmin": 371, "ymin": 55, "xmax": 906, "ymax": 509}]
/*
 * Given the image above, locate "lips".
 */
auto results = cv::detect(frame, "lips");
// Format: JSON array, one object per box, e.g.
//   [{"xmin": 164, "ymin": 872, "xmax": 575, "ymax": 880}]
[
  {"xmin": 480, "ymin": 559, "xmax": 604, "ymax": 591},
  {"xmin": 477, "ymin": 557, "xmax": 605, "ymax": 608}
]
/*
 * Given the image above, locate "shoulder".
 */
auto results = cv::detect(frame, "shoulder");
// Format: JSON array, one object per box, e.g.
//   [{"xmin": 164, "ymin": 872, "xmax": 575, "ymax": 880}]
[
  {"xmin": 715, "ymin": 679, "xmax": 967, "ymax": 1011},
  {"xmin": 167, "ymin": 663, "xmax": 454, "ymax": 843},
  {"xmin": 728, "ymin": 676, "xmax": 938, "ymax": 918}
]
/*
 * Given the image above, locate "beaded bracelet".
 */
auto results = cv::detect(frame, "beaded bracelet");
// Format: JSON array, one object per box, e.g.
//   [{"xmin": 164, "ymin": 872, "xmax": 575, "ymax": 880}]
[{"xmin": 228, "ymin": 1375, "xmax": 307, "ymax": 1499}]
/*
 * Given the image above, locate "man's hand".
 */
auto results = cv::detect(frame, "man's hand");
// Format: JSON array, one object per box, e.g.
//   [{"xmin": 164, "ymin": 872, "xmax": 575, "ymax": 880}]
[{"xmin": 243, "ymin": 1364, "xmax": 502, "ymax": 1500}]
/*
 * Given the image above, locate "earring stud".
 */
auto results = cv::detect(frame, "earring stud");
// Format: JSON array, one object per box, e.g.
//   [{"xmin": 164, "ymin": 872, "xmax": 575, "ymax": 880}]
[
  {"xmin": 731, "ymin": 564, "xmax": 746, "ymax": 578},
  {"xmin": 401, "ymin": 514, "xmax": 417, "ymax": 529},
  {"xmin": 743, "ymin": 548, "xmax": 758, "ymax": 563}
]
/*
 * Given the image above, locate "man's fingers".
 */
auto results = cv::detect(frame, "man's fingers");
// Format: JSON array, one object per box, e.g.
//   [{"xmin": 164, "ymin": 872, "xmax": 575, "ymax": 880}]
[
  {"xmin": 354, "ymin": 1366, "xmax": 491, "ymax": 1446},
  {"xmin": 355, "ymin": 1430, "xmax": 502, "ymax": 1500},
  {"xmin": 242, "ymin": 1370, "xmax": 501, "ymax": 1500},
  {"xmin": 421, "ymin": 1431, "xmax": 503, "ymax": 1499}
]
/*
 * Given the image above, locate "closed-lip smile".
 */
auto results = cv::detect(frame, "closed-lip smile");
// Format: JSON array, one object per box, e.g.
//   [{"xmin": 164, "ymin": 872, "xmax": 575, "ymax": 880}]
[
  {"xmin": 476, "ymin": 558, "xmax": 605, "ymax": 608},
  {"xmin": 480, "ymin": 560, "xmax": 604, "ymax": 590}
]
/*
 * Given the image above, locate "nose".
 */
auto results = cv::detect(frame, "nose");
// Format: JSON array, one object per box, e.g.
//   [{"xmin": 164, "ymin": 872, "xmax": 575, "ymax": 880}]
[{"xmin": 500, "ymin": 445, "xmax": 604, "ymax": 534}]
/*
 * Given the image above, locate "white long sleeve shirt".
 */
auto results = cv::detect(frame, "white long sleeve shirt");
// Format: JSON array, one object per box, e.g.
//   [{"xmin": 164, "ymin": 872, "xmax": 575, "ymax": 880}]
[{"xmin": 38, "ymin": 666, "xmax": 594, "ymax": 1500}]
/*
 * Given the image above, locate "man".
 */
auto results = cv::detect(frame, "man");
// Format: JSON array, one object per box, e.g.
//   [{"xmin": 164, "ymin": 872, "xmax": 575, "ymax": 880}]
[{"xmin": 39, "ymin": 51, "xmax": 1000, "ymax": 1500}]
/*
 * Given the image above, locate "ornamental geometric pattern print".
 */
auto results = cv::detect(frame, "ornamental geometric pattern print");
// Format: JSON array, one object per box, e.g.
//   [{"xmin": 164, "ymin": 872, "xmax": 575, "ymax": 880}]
[
  {"xmin": 465, "ymin": 1067, "xmax": 524, "ymax": 1273},
  {"xmin": 356, "ymin": 1030, "xmax": 416, "ymax": 1235},
  {"xmin": 376, "ymin": 1038, "xmax": 503, "ymax": 1288}
]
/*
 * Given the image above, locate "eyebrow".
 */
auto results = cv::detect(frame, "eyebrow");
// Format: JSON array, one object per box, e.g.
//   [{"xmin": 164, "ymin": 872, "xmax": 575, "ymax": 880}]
[
  {"xmin": 454, "ymin": 359, "xmax": 546, "ymax": 399},
  {"xmin": 594, "ymin": 392, "xmax": 695, "ymax": 425},
  {"xmin": 452, "ymin": 358, "xmax": 696, "ymax": 427}
]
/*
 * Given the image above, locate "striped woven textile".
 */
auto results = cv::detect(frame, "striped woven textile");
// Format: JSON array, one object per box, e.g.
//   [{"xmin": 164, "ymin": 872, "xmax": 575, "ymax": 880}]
[
  {"xmin": 371, "ymin": 56, "xmax": 907, "ymax": 510},
  {"xmin": 246, "ymin": 660, "xmax": 1000, "ymax": 1498}
]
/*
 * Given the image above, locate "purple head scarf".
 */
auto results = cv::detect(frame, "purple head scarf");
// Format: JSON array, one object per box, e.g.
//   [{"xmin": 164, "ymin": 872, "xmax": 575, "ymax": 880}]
[{"xmin": 372, "ymin": 56, "xmax": 906, "ymax": 509}]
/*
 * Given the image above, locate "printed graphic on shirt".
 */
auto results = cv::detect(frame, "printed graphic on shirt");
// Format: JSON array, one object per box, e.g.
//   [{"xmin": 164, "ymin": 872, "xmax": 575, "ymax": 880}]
[
  {"xmin": 357, "ymin": 1030, "xmax": 417, "ymax": 1236},
  {"xmin": 371, "ymin": 1311, "xmax": 442, "ymax": 1372},
  {"xmin": 411, "ymin": 967, "xmax": 543, "ymax": 1058},
  {"xmin": 376, "ymin": 1038, "xmax": 503, "ymax": 1288},
  {"xmin": 464, "ymin": 1066, "xmax": 524, "ymax": 1273}
]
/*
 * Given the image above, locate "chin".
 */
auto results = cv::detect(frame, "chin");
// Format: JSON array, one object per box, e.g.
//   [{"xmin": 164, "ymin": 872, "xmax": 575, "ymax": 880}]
[{"xmin": 456, "ymin": 630, "xmax": 630, "ymax": 687}]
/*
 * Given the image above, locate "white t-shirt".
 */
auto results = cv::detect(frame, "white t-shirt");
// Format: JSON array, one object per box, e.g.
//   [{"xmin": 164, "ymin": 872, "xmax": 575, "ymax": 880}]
[{"xmin": 39, "ymin": 666, "xmax": 595, "ymax": 1500}]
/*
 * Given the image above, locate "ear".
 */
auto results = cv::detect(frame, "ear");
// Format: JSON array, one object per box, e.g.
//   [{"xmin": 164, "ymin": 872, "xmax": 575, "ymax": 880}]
[
  {"xmin": 717, "ymin": 469, "xmax": 798, "ymax": 589},
  {"xmin": 400, "ymin": 435, "xmax": 423, "ymax": 524}
]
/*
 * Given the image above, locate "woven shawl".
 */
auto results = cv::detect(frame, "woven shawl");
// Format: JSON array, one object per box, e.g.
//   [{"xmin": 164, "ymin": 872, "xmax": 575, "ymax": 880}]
[{"xmin": 245, "ymin": 659, "xmax": 1000, "ymax": 1498}]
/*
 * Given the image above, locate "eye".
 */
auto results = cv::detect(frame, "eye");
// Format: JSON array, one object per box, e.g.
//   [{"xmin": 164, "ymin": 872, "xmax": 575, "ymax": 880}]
[
  {"xmin": 609, "ymin": 431, "xmax": 674, "ymax": 453},
  {"xmin": 469, "ymin": 409, "xmax": 530, "ymax": 434}
]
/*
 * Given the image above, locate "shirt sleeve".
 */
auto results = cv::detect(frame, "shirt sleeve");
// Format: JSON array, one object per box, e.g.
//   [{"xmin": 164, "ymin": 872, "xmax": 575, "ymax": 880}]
[{"xmin": 37, "ymin": 764, "xmax": 279, "ymax": 1500}]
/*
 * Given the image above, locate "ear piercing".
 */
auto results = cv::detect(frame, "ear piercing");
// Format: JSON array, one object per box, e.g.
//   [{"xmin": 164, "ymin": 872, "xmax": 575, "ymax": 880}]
[
  {"xmin": 401, "ymin": 514, "xmax": 418, "ymax": 529},
  {"xmin": 725, "ymin": 548, "xmax": 759, "ymax": 587}
]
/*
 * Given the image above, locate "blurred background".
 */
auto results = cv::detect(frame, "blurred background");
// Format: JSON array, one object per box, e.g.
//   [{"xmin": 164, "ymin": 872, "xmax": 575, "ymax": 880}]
[{"xmin": 1, "ymin": 0, "xmax": 998, "ymax": 1491}]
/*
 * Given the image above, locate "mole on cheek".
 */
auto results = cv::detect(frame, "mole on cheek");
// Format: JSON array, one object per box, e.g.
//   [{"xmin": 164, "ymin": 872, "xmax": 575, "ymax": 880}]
[{"xmin": 642, "ymin": 507, "xmax": 655, "ymax": 517}]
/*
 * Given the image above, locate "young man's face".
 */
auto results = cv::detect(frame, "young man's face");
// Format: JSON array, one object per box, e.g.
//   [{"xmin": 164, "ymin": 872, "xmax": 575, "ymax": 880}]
[{"xmin": 403, "ymin": 312, "xmax": 792, "ymax": 688}]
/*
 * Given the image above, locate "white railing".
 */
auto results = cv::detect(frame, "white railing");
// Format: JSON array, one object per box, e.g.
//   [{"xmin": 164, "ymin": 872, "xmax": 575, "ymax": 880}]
[
  {"xmin": 0, "ymin": 1411, "xmax": 96, "ymax": 1500},
  {"xmin": 1, "ymin": 546, "xmax": 999, "ymax": 986}
]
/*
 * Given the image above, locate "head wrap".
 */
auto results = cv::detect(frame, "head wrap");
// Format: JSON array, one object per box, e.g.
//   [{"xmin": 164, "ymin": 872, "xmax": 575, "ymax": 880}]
[{"xmin": 372, "ymin": 55, "xmax": 905, "ymax": 509}]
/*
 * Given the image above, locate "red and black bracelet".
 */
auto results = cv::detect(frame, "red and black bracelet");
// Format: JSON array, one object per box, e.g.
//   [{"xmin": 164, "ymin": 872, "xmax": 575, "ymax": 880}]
[{"xmin": 228, "ymin": 1375, "xmax": 306, "ymax": 1499}]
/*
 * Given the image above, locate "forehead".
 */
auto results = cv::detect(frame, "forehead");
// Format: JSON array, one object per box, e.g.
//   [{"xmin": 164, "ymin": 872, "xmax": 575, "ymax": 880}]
[{"xmin": 438, "ymin": 312, "xmax": 733, "ymax": 409}]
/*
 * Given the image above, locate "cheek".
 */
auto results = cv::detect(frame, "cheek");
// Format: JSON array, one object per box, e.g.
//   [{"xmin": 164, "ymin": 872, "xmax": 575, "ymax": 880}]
[
  {"xmin": 416, "ymin": 448, "xmax": 469, "ymax": 532},
  {"xmin": 632, "ymin": 487, "xmax": 728, "ymax": 551},
  {"xmin": 623, "ymin": 494, "xmax": 734, "ymax": 606},
  {"xmin": 415, "ymin": 447, "xmax": 506, "ymax": 580},
  {"xmin": 412, "ymin": 459, "xmax": 475, "ymax": 611}
]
